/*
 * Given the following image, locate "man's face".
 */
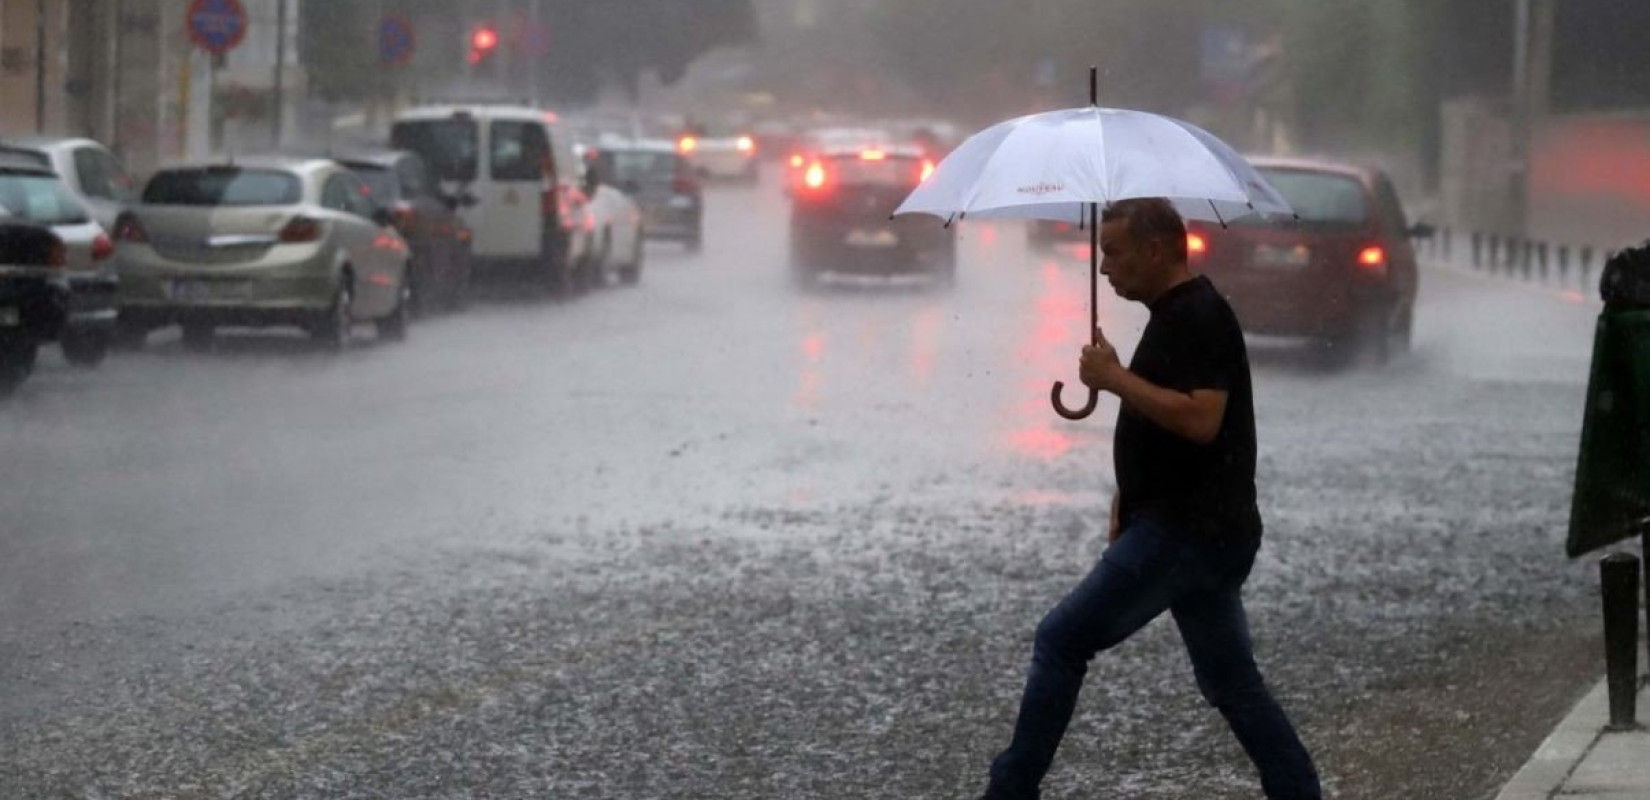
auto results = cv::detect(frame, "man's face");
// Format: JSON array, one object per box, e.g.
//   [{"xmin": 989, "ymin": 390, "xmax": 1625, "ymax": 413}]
[{"xmin": 1099, "ymin": 218, "xmax": 1163, "ymax": 303}]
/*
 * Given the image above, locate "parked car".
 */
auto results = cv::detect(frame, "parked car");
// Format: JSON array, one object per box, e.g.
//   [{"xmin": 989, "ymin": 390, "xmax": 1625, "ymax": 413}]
[
  {"xmin": 588, "ymin": 138, "xmax": 702, "ymax": 252},
  {"xmin": 114, "ymin": 156, "xmax": 412, "ymax": 350},
  {"xmin": 788, "ymin": 143, "xmax": 952, "ymax": 288},
  {"xmin": 1193, "ymin": 156, "xmax": 1433, "ymax": 362},
  {"xmin": 0, "ymin": 155, "xmax": 118, "ymax": 366},
  {"xmin": 390, "ymin": 104, "xmax": 593, "ymax": 294},
  {"xmin": 0, "ymin": 220, "xmax": 68, "ymax": 395},
  {"xmin": 337, "ymin": 150, "xmax": 473, "ymax": 314},
  {"xmin": 0, "ymin": 135, "xmax": 138, "ymax": 233},
  {"xmin": 571, "ymin": 143, "xmax": 645, "ymax": 287}
]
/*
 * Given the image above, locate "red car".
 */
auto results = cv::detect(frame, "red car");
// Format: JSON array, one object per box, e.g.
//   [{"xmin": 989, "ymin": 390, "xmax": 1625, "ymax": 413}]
[{"xmin": 1193, "ymin": 157, "xmax": 1432, "ymax": 362}]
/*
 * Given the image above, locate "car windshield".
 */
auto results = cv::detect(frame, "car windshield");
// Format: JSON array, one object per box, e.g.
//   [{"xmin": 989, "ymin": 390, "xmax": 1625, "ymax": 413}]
[
  {"xmin": 602, "ymin": 151, "xmax": 680, "ymax": 184},
  {"xmin": 1255, "ymin": 168, "xmax": 1369, "ymax": 225},
  {"xmin": 344, "ymin": 165, "xmax": 402, "ymax": 204},
  {"xmin": 391, "ymin": 118, "xmax": 480, "ymax": 182},
  {"xmin": 0, "ymin": 172, "xmax": 90, "ymax": 225},
  {"xmin": 142, "ymin": 168, "xmax": 302, "ymax": 206}
]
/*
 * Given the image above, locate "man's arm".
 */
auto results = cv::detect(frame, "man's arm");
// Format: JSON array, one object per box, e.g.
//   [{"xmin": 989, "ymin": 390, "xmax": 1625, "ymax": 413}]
[{"xmin": 1079, "ymin": 328, "xmax": 1228, "ymax": 445}]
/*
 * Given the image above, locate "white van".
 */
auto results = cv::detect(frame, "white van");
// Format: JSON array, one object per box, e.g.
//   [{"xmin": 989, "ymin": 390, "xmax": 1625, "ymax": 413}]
[{"xmin": 390, "ymin": 104, "xmax": 591, "ymax": 292}]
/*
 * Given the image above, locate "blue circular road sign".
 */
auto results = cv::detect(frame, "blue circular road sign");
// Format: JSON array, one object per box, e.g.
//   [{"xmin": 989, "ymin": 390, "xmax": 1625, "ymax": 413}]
[
  {"xmin": 186, "ymin": 0, "xmax": 248, "ymax": 56},
  {"xmin": 378, "ymin": 15, "xmax": 418, "ymax": 67}
]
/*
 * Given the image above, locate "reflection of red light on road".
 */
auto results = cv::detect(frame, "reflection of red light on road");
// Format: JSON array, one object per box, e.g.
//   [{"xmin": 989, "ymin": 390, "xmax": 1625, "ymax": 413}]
[
  {"xmin": 802, "ymin": 332, "xmax": 825, "ymax": 360},
  {"xmin": 1007, "ymin": 426, "xmax": 1074, "ymax": 461},
  {"xmin": 1560, "ymin": 290, "xmax": 1586, "ymax": 304},
  {"xmin": 795, "ymin": 331, "xmax": 826, "ymax": 409},
  {"xmin": 910, "ymin": 310, "xmax": 941, "ymax": 383}
]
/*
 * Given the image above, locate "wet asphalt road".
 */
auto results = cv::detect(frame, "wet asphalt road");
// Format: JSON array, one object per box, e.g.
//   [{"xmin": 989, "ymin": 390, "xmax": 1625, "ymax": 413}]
[{"xmin": 0, "ymin": 171, "xmax": 1611, "ymax": 799}]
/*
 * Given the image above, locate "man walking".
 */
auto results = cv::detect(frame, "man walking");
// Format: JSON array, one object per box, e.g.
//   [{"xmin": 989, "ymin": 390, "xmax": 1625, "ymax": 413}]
[{"xmin": 980, "ymin": 198, "xmax": 1321, "ymax": 800}]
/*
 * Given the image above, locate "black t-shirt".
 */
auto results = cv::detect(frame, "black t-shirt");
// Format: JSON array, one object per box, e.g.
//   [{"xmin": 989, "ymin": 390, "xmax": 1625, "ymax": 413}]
[{"xmin": 1113, "ymin": 275, "xmax": 1262, "ymax": 541}]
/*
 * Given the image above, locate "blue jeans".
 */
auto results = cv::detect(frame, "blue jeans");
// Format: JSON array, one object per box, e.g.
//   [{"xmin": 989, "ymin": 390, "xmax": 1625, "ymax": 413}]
[{"xmin": 986, "ymin": 516, "xmax": 1321, "ymax": 800}]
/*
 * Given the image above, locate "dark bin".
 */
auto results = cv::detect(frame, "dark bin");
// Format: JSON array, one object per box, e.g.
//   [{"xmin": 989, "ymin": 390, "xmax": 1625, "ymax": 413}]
[{"xmin": 1568, "ymin": 242, "xmax": 1650, "ymax": 557}]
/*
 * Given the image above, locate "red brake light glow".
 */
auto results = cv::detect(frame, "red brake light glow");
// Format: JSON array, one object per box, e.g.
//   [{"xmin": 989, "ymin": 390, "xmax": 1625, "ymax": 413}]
[
  {"xmin": 803, "ymin": 161, "xmax": 827, "ymax": 190},
  {"xmin": 1357, "ymin": 246, "xmax": 1386, "ymax": 270},
  {"xmin": 920, "ymin": 159, "xmax": 936, "ymax": 182},
  {"xmin": 859, "ymin": 149, "xmax": 886, "ymax": 161},
  {"xmin": 736, "ymin": 136, "xmax": 755, "ymax": 153},
  {"xmin": 678, "ymin": 136, "xmax": 698, "ymax": 154},
  {"xmin": 91, "ymin": 233, "xmax": 114, "ymax": 261},
  {"xmin": 789, "ymin": 153, "xmax": 804, "ymax": 168},
  {"xmin": 280, "ymin": 216, "xmax": 323, "ymax": 243},
  {"xmin": 1187, "ymin": 232, "xmax": 1208, "ymax": 257}
]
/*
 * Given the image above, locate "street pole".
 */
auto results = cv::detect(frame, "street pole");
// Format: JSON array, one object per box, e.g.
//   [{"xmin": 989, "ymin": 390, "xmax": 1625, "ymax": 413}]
[
  {"xmin": 528, "ymin": 0, "xmax": 542, "ymax": 104},
  {"xmin": 1509, "ymin": 0, "xmax": 1529, "ymax": 250},
  {"xmin": 35, "ymin": 0, "xmax": 47, "ymax": 133},
  {"xmin": 112, "ymin": 0, "xmax": 126, "ymax": 153},
  {"xmin": 272, "ymin": 0, "xmax": 287, "ymax": 148}
]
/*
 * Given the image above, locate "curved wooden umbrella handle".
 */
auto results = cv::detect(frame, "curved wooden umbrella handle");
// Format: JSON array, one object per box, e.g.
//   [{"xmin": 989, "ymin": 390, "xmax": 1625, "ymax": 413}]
[{"xmin": 1050, "ymin": 380, "xmax": 1100, "ymax": 420}]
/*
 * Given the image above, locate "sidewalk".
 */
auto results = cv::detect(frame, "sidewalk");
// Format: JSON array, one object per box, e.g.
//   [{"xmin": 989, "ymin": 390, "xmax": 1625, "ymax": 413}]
[{"xmin": 1493, "ymin": 660, "xmax": 1649, "ymax": 800}]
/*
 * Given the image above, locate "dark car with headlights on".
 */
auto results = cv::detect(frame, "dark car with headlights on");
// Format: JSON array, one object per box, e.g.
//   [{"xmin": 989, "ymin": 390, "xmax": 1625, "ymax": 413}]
[
  {"xmin": 788, "ymin": 144, "xmax": 951, "ymax": 287},
  {"xmin": 338, "ymin": 150, "xmax": 473, "ymax": 314},
  {"xmin": 1193, "ymin": 156, "xmax": 1432, "ymax": 362},
  {"xmin": 0, "ymin": 221, "xmax": 67, "ymax": 395}
]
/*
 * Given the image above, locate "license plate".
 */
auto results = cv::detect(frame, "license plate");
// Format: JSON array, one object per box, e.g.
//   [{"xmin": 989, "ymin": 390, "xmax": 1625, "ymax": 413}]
[
  {"xmin": 0, "ymin": 306, "xmax": 17, "ymax": 327},
  {"xmin": 1251, "ymin": 243, "xmax": 1311, "ymax": 269},
  {"xmin": 168, "ymin": 279, "xmax": 248, "ymax": 301},
  {"xmin": 845, "ymin": 228, "xmax": 899, "ymax": 247}
]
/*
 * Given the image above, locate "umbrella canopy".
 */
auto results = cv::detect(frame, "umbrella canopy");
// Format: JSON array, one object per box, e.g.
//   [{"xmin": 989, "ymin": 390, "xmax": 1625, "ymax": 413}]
[{"xmin": 895, "ymin": 106, "xmax": 1293, "ymax": 225}]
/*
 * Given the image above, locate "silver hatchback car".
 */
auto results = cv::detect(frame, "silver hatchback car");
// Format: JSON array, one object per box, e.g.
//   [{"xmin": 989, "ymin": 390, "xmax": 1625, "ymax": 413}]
[{"xmin": 115, "ymin": 157, "xmax": 411, "ymax": 350}]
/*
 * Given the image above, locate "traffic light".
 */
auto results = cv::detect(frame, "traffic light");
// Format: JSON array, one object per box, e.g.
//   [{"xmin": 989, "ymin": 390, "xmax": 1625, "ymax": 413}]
[{"xmin": 468, "ymin": 24, "xmax": 500, "ymax": 65}]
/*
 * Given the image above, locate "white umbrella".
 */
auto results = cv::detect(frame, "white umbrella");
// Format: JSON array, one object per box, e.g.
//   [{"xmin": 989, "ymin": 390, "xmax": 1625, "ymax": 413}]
[{"xmin": 894, "ymin": 68, "xmax": 1293, "ymax": 419}]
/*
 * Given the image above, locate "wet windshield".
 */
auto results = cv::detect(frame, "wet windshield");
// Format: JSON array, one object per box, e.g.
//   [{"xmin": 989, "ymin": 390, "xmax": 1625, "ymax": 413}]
[
  {"xmin": 391, "ymin": 119, "xmax": 479, "ymax": 182},
  {"xmin": 0, "ymin": 172, "xmax": 89, "ymax": 225},
  {"xmin": 1257, "ymin": 169, "xmax": 1370, "ymax": 225},
  {"xmin": 142, "ymin": 169, "xmax": 301, "ymax": 206}
]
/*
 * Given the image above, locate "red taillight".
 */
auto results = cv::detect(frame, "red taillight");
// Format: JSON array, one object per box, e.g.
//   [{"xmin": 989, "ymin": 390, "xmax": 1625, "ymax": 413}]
[
  {"xmin": 920, "ymin": 159, "xmax": 936, "ymax": 182},
  {"xmin": 113, "ymin": 213, "xmax": 148, "ymax": 243},
  {"xmin": 678, "ymin": 135, "xmax": 698, "ymax": 154},
  {"xmin": 280, "ymin": 216, "xmax": 323, "ymax": 243},
  {"xmin": 92, "ymin": 233, "xmax": 115, "ymax": 261},
  {"xmin": 859, "ymin": 149, "xmax": 886, "ymax": 161},
  {"xmin": 803, "ymin": 161, "xmax": 827, "ymax": 190},
  {"xmin": 1356, "ymin": 245, "xmax": 1387, "ymax": 274},
  {"xmin": 1187, "ymin": 232, "xmax": 1208, "ymax": 258}
]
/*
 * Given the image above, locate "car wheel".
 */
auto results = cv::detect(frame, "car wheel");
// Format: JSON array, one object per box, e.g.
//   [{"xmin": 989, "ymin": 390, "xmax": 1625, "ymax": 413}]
[
  {"xmin": 61, "ymin": 328, "xmax": 111, "ymax": 367},
  {"xmin": 181, "ymin": 323, "xmax": 214, "ymax": 352},
  {"xmin": 1390, "ymin": 304, "xmax": 1414, "ymax": 355},
  {"xmin": 541, "ymin": 231, "xmax": 575, "ymax": 297},
  {"xmin": 377, "ymin": 278, "xmax": 411, "ymax": 343},
  {"xmin": 0, "ymin": 336, "xmax": 37, "ymax": 397},
  {"xmin": 619, "ymin": 233, "xmax": 644, "ymax": 286},
  {"xmin": 312, "ymin": 279, "xmax": 353, "ymax": 351}
]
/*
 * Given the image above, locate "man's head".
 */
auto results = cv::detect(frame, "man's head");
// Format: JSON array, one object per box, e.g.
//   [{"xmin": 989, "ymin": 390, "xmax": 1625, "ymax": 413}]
[{"xmin": 1099, "ymin": 198, "xmax": 1190, "ymax": 304}]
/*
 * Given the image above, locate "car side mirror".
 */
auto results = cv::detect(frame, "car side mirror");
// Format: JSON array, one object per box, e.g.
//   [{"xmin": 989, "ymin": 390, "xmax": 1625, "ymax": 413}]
[{"xmin": 1407, "ymin": 222, "xmax": 1437, "ymax": 239}]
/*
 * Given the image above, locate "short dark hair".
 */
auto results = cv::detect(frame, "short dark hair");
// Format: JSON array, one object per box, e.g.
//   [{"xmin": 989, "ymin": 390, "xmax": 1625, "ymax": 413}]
[{"xmin": 1101, "ymin": 198, "xmax": 1187, "ymax": 262}]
